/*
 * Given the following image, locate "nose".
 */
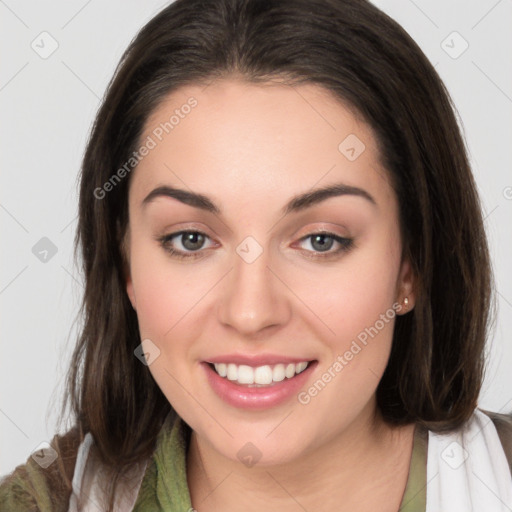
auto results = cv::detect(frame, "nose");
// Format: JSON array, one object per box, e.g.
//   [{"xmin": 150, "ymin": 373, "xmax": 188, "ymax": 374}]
[{"xmin": 217, "ymin": 244, "xmax": 292, "ymax": 337}]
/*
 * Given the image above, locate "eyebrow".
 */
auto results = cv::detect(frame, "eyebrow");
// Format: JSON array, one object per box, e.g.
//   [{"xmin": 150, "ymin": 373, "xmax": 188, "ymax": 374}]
[{"xmin": 141, "ymin": 182, "xmax": 377, "ymax": 215}]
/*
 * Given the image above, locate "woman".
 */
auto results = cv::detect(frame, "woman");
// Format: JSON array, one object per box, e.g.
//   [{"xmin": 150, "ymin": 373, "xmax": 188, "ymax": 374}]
[{"xmin": 1, "ymin": 0, "xmax": 511, "ymax": 510}]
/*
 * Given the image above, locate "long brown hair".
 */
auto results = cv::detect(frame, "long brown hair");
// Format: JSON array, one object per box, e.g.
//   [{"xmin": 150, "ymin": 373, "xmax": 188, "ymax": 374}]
[{"xmin": 63, "ymin": 0, "xmax": 494, "ymax": 506}]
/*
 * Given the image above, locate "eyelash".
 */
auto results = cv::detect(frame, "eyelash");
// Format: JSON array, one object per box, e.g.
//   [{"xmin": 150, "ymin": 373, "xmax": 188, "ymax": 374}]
[{"xmin": 156, "ymin": 230, "xmax": 354, "ymax": 261}]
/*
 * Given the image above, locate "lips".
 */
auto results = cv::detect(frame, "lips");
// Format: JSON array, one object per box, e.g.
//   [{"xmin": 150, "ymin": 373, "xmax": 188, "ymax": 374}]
[{"xmin": 202, "ymin": 357, "xmax": 318, "ymax": 409}]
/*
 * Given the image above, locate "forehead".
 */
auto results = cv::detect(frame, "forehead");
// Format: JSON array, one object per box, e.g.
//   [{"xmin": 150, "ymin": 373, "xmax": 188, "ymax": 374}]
[{"xmin": 130, "ymin": 78, "xmax": 394, "ymax": 212}]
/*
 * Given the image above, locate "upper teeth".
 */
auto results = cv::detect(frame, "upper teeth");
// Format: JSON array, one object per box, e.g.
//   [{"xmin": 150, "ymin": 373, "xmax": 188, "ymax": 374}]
[{"xmin": 213, "ymin": 362, "xmax": 309, "ymax": 385}]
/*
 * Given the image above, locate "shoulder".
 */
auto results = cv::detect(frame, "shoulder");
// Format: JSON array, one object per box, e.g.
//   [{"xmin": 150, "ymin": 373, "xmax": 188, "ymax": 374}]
[
  {"xmin": 480, "ymin": 408, "xmax": 512, "ymax": 428},
  {"xmin": 0, "ymin": 426, "xmax": 82, "ymax": 512},
  {"xmin": 478, "ymin": 407, "xmax": 512, "ymax": 474}
]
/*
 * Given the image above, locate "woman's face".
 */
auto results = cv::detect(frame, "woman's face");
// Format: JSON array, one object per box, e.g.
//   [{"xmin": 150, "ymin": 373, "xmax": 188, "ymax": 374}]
[{"xmin": 125, "ymin": 78, "xmax": 414, "ymax": 465}]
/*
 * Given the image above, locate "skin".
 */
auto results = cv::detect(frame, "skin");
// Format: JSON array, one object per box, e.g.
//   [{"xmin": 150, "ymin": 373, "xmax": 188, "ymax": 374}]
[{"xmin": 124, "ymin": 77, "xmax": 417, "ymax": 511}]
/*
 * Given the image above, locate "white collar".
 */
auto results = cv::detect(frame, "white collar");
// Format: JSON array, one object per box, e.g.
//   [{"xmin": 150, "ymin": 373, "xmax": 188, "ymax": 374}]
[{"xmin": 426, "ymin": 408, "xmax": 512, "ymax": 511}]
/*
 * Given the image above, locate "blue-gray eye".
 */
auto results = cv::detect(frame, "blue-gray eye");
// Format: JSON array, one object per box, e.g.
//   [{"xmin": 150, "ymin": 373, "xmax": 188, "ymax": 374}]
[
  {"xmin": 310, "ymin": 234, "xmax": 335, "ymax": 252},
  {"xmin": 179, "ymin": 232, "xmax": 206, "ymax": 251}
]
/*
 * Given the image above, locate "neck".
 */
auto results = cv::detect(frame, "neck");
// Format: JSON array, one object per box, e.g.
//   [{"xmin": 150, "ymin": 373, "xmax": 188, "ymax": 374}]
[{"xmin": 186, "ymin": 401, "xmax": 416, "ymax": 512}]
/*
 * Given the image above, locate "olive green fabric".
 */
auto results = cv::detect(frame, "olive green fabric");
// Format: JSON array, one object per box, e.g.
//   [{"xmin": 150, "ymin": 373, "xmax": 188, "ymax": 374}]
[
  {"xmin": 399, "ymin": 423, "xmax": 428, "ymax": 511},
  {"xmin": 132, "ymin": 415, "xmax": 427, "ymax": 512},
  {"xmin": 132, "ymin": 414, "xmax": 192, "ymax": 511},
  {"xmin": 0, "ymin": 426, "xmax": 81, "ymax": 512}
]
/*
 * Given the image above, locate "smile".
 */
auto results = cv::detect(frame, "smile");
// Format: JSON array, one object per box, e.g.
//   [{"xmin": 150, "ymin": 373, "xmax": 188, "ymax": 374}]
[
  {"xmin": 210, "ymin": 361, "xmax": 310, "ymax": 386},
  {"xmin": 202, "ymin": 359, "xmax": 318, "ymax": 409}
]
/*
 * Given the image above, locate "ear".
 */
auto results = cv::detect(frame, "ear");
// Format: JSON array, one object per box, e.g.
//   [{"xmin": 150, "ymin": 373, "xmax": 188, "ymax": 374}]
[
  {"xmin": 395, "ymin": 253, "xmax": 415, "ymax": 315},
  {"xmin": 121, "ymin": 228, "xmax": 137, "ymax": 311}
]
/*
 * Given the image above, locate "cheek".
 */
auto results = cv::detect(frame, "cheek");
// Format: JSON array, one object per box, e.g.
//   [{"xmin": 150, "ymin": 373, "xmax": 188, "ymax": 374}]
[
  {"xmin": 289, "ymin": 231, "xmax": 402, "ymax": 392},
  {"xmin": 128, "ymin": 243, "xmax": 203, "ymax": 407},
  {"xmin": 302, "ymin": 245, "xmax": 400, "ymax": 340},
  {"xmin": 128, "ymin": 237, "xmax": 189, "ymax": 339},
  {"xmin": 130, "ymin": 264, "xmax": 174, "ymax": 338},
  {"xmin": 291, "ymin": 245, "xmax": 401, "ymax": 431}
]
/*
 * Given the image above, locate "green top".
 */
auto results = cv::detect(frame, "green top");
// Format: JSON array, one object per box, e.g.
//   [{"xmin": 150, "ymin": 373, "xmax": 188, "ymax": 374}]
[
  {"xmin": 132, "ymin": 414, "xmax": 428, "ymax": 511},
  {"xmin": 399, "ymin": 422, "xmax": 428, "ymax": 511}
]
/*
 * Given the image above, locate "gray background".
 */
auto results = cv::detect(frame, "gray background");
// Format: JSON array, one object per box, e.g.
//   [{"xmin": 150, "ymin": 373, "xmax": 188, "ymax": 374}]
[{"xmin": 1, "ymin": 0, "xmax": 511, "ymax": 475}]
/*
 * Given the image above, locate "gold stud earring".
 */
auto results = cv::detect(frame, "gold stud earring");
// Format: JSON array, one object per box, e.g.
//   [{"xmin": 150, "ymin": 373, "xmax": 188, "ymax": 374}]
[{"xmin": 403, "ymin": 297, "xmax": 409, "ymax": 310}]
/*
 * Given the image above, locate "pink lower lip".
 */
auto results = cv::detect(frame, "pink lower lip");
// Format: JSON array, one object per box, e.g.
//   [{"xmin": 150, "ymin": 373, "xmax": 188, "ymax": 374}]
[{"xmin": 202, "ymin": 361, "xmax": 317, "ymax": 410}]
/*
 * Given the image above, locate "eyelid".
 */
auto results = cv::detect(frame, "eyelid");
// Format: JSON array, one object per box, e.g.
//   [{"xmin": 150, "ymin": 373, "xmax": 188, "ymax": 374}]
[{"xmin": 292, "ymin": 222, "xmax": 350, "ymax": 238}]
